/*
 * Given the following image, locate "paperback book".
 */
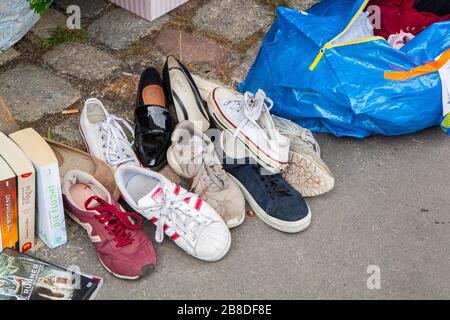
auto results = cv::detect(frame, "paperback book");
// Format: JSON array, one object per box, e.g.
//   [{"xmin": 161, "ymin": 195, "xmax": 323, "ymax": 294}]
[
  {"xmin": 0, "ymin": 157, "xmax": 18, "ymax": 252},
  {"xmin": 9, "ymin": 128, "xmax": 67, "ymax": 249},
  {"xmin": 0, "ymin": 249, "xmax": 102, "ymax": 300},
  {"xmin": 0, "ymin": 133, "xmax": 36, "ymax": 253}
]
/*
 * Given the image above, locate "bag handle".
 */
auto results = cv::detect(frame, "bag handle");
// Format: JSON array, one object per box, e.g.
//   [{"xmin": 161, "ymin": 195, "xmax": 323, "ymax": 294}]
[{"xmin": 384, "ymin": 49, "xmax": 450, "ymax": 81}]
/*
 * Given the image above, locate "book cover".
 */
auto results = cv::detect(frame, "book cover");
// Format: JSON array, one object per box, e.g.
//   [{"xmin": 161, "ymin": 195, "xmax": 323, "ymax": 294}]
[
  {"xmin": 0, "ymin": 133, "xmax": 36, "ymax": 253},
  {"xmin": 0, "ymin": 157, "xmax": 18, "ymax": 252},
  {"xmin": 9, "ymin": 128, "xmax": 67, "ymax": 249},
  {"xmin": 0, "ymin": 249, "xmax": 102, "ymax": 300}
]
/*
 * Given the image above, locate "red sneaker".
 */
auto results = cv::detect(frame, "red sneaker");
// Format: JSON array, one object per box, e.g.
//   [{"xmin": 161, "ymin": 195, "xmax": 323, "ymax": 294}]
[{"xmin": 62, "ymin": 170, "xmax": 156, "ymax": 280}]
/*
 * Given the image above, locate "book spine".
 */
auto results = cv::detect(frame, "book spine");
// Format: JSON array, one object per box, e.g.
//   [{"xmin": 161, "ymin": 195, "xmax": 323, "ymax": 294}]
[
  {"xmin": 17, "ymin": 171, "xmax": 35, "ymax": 253},
  {"xmin": 0, "ymin": 176, "xmax": 19, "ymax": 251},
  {"xmin": 36, "ymin": 164, "xmax": 67, "ymax": 249},
  {"xmin": 0, "ymin": 214, "xmax": 2, "ymax": 251}
]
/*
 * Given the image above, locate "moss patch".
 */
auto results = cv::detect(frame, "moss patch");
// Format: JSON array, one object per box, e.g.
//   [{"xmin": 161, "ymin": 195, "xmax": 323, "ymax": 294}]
[{"xmin": 39, "ymin": 27, "xmax": 87, "ymax": 51}]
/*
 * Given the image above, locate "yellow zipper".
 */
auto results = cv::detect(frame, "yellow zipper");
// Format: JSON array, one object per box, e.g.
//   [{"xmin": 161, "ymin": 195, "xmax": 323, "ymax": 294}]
[
  {"xmin": 308, "ymin": 0, "xmax": 383, "ymax": 71},
  {"xmin": 325, "ymin": 36, "xmax": 385, "ymax": 48}
]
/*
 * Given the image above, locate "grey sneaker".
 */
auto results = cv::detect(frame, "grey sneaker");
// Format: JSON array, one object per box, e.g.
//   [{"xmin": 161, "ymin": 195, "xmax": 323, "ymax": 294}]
[
  {"xmin": 272, "ymin": 116, "xmax": 334, "ymax": 197},
  {"xmin": 167, "ymin": 121, "xmax": 246, "ymax": 228}
]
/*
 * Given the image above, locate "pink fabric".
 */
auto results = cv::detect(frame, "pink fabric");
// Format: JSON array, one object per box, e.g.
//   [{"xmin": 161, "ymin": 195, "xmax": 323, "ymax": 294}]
[{"xmin": 387, "ymin": 30, "xmax": 415, "ymax": 49}]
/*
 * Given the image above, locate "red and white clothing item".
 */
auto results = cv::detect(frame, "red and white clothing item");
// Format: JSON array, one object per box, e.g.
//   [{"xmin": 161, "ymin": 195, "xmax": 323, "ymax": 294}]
[{"xmin": 368, "ymin": 0, "xmax": 450, "ymax": 39}]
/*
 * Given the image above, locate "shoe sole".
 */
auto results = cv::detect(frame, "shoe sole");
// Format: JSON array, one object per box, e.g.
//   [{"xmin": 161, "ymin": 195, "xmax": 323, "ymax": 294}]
[
  {"xmin": 65, "ymin": 209, "xmax": 155, "ymax": 280},
  {"xmin": 283, "ymin": 151, "xmax": 335, "ymax": 197},
  {"xmin": 229, "ymin": 176, "xmax": 311, "ymax": 233},
  {"xmin": 98, "ymin": 254, "xmax": 155, "ymax": 280},
  {"xmin": 145, "ymin": 210, "xmax": 232, "ymax": 262},
  {"xmin": 166, "ymin": 146, "xmax": 245, "ymax": 229},
  {"xmin": 208, "ymin": 89, "xmax": 287, "ymax": 173},
  {"xmin": 79, "ymin": 126, "xmax": 91, "ymax": 155},
  {"xmin": 225, "ymin": 214, "xmax": 245, "ymax": 229}
]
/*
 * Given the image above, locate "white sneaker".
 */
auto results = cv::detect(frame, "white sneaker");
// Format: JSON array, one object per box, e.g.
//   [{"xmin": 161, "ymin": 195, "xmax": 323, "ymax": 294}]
[
  {"xmin": 80, "ymin": 98, "xmax": 140, "ymax": 171},
  {"xmin": 207, "ymin": 88, "xmax": 289, "ymax": 173},
  {"xmin": 115, "ymin": 164, "xmax": 231, "ymax": 262}
]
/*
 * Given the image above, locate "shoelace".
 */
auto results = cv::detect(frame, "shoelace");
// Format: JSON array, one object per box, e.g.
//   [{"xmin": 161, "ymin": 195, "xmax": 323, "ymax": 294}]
[
  {"xmin": 84, "ymin": 196, "xmax": 142, "ymax": 248},
  {"xmin": 259, "ymin": 170, "xmax": 292, "ymax": 198},
  {"xmin": 224, "ymin": 89, "xmax": 274, "ymax": 140},
  {"xmin": 190, "ymin": 142, "xmax": 229, "ymax": 193},
  {"xmin": 147, "ymin": 185, "xmax": 208, "ymax": 243},
  {"xmin": 99, "ymin": 114, "xmax": 135, "ymax": 167}
]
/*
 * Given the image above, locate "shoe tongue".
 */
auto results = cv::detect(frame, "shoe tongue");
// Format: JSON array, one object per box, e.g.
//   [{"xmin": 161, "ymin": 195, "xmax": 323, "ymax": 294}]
[
  {"xmin": 177, "ymin": 136, "xmax": 209, "ymax": 176},
  {"xmin": 137, "ymin": 183, "xmax": 165, "ymax": 208},
  {"xmin": 188, "ymin": 135, "xmax": 206, "ymax": 156}
]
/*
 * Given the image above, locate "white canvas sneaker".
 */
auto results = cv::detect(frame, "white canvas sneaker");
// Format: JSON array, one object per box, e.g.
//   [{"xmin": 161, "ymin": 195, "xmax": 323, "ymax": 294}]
[
  {"xmin": 115, "ymin": 164, "xmax": 231, "ymax": 262},
  {"xmin": 80, "ymin": 98, "xmax": 140, "ymax": 171},
  {"xmin": 207, "ymin": 88, "xmax": 289, "ymax": 173}
]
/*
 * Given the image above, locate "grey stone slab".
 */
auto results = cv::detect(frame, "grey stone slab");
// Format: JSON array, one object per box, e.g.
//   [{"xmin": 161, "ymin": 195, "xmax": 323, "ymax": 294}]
[
  {"xmin": 51, "ymin": 114, "xmax": 85, "ymax": 149},
  {"xmin": 193, "ymin": 0, "xmax": 273, "ymax": 42},
  {"xmin": 55, "ymin": 0, "xmax": 108, "ymax": 18},
  {"xmin": 153, "ymin": 28, "xmax": 231, "ymax": 65},
  {"xmin": 87, "ymin": 9, "xmax": 168, "ymax": 50},
  {"xmin": 0, "ymin": 64, "xmax": 81, "ymax": 122},
  {"xmin": 231, "ymin": 43, "xmax": 260, "ymax": 83},
  {"xmin": 286, "ymin": 0, "xmax": 319, "ymax": 11},
  {"xmin": 30, "ymin": 8, "xmax": 67, "ymax": 39},
  {"xmin": 34, "ymin": 126, "xmax": 450, "ymax": 299},
  {"xmin": 0, "ymin": 48, "xmax": 20, "ymax": 67},
  {"xmin": 43, "ymin": 42, "xmax": 120, "ymax": 80}
]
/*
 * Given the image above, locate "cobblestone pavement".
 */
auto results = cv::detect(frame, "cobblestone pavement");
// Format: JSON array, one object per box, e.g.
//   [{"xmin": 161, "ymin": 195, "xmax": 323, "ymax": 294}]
[{"xmin": 1, "ymin": 0, "xmax": 450, "ymax": 300}]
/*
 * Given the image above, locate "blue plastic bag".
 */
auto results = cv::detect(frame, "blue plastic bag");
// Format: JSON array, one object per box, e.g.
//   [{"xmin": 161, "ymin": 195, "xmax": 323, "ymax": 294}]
[{"xmin": 238, "ymin": 0, "xmax": 450, "ymax": 138}]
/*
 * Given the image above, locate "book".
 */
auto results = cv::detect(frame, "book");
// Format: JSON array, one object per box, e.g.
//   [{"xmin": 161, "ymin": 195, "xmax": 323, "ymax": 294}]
[
  {"xmin": 0, "ymin": 157, "xmax": 18, "ymax": 252},
  {"xmin": 0, "ymin": 249, "xmax": 103, "ymax": 300},
  {"xmin": 0, "ymin": 133, "xmax": 36, "ymax": 253},
  {"xmin": 9, "ymin": 128, "xmax": 67, "ymax": 249},
  {"xmin": 46, "ymin": 139, "xmax": 119, "ymax": 198}
]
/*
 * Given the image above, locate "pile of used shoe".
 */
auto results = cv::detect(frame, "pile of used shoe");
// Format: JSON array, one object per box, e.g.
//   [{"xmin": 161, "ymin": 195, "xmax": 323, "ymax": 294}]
[{"xmin": 61, "ymin": 55, "xmax": 335, "ymax": 280}]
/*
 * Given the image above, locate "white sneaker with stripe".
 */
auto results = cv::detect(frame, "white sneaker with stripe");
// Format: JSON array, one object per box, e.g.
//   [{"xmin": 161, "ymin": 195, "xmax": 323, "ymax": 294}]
[{"xmin": 115, "ymin": 165, "xmax": 231, "ymax": 262}]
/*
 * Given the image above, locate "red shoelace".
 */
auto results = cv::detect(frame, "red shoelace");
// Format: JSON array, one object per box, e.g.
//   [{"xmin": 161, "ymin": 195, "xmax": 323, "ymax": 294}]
[{"xmin": 84, "ymin": 196, "xmax": 143, "ymax": 248}]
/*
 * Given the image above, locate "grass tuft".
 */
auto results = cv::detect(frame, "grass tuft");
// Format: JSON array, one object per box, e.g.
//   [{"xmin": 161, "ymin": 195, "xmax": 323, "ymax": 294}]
[
  {"xmin": 27, "ymin": 0, "xmax": 52, "ymax": 16},
  {"xmin": 39, "ymin": 27, "xmax": 87, "ymax": 51}
]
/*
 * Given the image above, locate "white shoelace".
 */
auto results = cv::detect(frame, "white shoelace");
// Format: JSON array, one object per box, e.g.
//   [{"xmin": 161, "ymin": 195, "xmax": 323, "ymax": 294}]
[
  {"xmin": 224, "ymin": 89, "xmax": 274, "ymax": 140},
  {"xmin": 190, "ymin": 143, "xmax": 228, "ymax": 193},
  {"xmin": 148, "ymin": 185, "xmax": 208, "ymax": 243},
  {"xmin": 99, "ymin": 115, "xmax": 135, "ymax": 167}
]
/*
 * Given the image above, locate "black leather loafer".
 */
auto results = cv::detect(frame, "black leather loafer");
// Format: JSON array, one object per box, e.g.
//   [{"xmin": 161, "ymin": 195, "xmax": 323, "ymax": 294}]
[{"xmin": 134, "ymin": 67, "xmax": 174, "ymax": 171}]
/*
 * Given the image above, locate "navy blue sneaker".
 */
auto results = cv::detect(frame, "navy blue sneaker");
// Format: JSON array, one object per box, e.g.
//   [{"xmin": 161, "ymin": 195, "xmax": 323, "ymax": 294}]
[{"xmin": 223, "ymin": 159, "xmax": 311, "ymax": 233}]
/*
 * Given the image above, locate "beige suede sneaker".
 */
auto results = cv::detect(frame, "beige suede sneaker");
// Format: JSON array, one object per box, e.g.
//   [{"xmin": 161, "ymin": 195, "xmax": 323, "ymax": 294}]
[
  {"xmin": 272, "ymin": 116, "xmax": 334, "ymax": 197},
  {"xmin": 167, "ymin": 121, "xmax": 245, "ymax": 228}
]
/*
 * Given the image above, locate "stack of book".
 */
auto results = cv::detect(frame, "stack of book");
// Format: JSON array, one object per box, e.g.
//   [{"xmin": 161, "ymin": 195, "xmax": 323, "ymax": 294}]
[{"xmin": 0, "ymin": 128, "xmax": 67, "ymax": 253}]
